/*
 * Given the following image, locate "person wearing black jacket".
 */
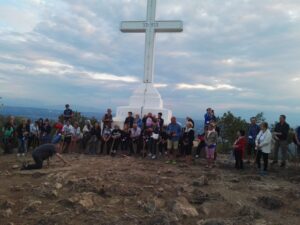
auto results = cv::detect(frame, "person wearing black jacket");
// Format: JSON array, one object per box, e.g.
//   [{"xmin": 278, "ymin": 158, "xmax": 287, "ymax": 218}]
[
  {"xmin": 40, "ymin": 119, "xmax": 51, "ymax": 144},
  {"xmin": 111, "ymin": 125, "xmax": 122, "ymax": 155},
  {"xmin": 124, "ymin": 112, "xmax": 134, "ymax": 128},
  {"xmin": 63, "ymin": 104, "xmax": 73, "ymax": 122},
  {"xmin": 157, "ymin": 112, "xmax": 164, "ymax": 129},
  {"xmin": 88, "ymin": 122, "xmax": 101, "ymax": 154},
  {"xmin": 182, "ymin": 122, "xmax": 195, "ymax": 164},
  {"xmin": 158, "ymin": 125, "xmax": 168, "ymax": 156},
  {"xmin": 21, "ymin": 144, "xmax": 69, "ymax": 170},
  {"xmin": 16, "ymin": 119, "xmax": 30, "ymax": 157},
  {"xmin": 272, "ymin": 115, "xmax": 290, "ymax": 167},
  {"xmin": 121, "ymin": 124, "xmax": 131, "ymax": 155},
  {"xmin": 149, "ymin": 120, "xmax": 160, "ymax": 159}
]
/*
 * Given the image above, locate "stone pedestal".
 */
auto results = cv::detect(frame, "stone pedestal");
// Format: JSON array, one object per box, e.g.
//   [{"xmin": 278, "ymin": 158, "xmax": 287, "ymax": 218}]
[{"xmin": 114, "ymin": 83, "xmax": 172, "ymax": 126}]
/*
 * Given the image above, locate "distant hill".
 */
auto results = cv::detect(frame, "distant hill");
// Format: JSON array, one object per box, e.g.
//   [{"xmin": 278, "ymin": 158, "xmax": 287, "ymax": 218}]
[{"xmin": 0, "ymin": 106, "xmax": 103, "ymax": 121}]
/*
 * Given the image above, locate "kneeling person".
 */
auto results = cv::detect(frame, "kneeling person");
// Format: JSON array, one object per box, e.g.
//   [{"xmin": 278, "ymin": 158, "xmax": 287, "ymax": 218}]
[{"xmin": 22, "ymin": 144, "xmax": 69, "ymax": 170}]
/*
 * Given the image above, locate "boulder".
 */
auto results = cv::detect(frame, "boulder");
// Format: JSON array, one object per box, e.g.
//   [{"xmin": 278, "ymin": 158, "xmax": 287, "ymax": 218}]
[
  {"xmin": 230, "ymin": 177, "xmax": 240, "ymax": 183},
  {"xmin": 144, "ymin": 200, "xmax": 156, "ymax": 214},
  {"xmin": 0, "ymin": 200, "xmax": 15, "ymax": 209},
  {"xmin": 22, "ymin": 201, "xmax": 42, "ymax": 215},
  {"xmin": 238, "ymin": 205, "xmax": 261, "ymax": 219},
  {"xmin": 78, "ymin": 195, "xmax": 94, "ymax": 209},
  {"xmin": 11, "ymin": 165, "xmax": 19, "ymax": 169},
  {"xmin": 172, "ymin": 197, "xmax": 199, "ymax": 217},
  {"xmin": 257, "ymin": 196, "xmax": 283, "ymax": 210},
  {"xmin": 55, "ymin": 183, "xmax": 63, "ymax": 190},
  {"xmin": 193, "ymin": 175, "xmax": 209, "ymax": 187},
  {"xmin": 60, "ymin": 192, "xmax": 95, "ymax": 210},
  {"xmin": 0, "ymin": 208, "xmax": 13, "ymax": 218},
  {"xmin": 189, "ymin": 190, "xmax": 209, "ymax": 205}
]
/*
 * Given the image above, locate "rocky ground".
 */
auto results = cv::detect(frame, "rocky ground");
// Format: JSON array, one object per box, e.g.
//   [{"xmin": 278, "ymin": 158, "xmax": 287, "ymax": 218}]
[{"xmin": 0, "ymin": 153, "xmax": 300, "ymax": 225}]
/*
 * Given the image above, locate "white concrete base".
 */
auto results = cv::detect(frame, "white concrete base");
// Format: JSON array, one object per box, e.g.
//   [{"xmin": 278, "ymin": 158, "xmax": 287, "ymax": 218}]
[{"xmin": 114, "ymin": 83, "xmax": 172, "ymax": 125}]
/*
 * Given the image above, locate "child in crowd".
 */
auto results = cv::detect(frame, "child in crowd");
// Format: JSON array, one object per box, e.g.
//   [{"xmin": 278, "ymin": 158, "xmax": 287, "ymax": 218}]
[
  {"xmin": 233, "ymin": 130, "xmax": 246, "ymax": 169},
  {"xmin": 205, "ymin": 123, "xmax": 218, "ymax": 168}
]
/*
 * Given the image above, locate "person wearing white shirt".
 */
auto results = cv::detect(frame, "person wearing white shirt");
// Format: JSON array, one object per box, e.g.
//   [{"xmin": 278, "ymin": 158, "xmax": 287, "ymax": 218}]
[
  {"xmin": 255, "ymin": 122, "xmax": 272, "ymax": 174},
  {"xmin": 30, "ymin": 121, "xmax": 40, "ymax": 148},
  {"xmin": 62, "ymin": 120, "xmax": 75, "ymax": 153},
  {"xmin": 129, "ymin": 123, "xmax": 142, "ymax": 155}
]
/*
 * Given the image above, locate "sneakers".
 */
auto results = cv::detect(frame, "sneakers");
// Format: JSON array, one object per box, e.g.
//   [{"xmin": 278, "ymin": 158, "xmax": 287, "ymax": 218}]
[
  {"xmin": 148, "ymin": 153, "xmax": 152, "ymax": 157},
  {"xmin": 17, "ymin": 153, "xmax": 21, "ymax": 157},
  {"xmin": 151, "ymin": 155, "xmax": 157, "ymax": 160},
  {"xmin": 171, "ymin": 160, "xmax": 177, "ymax": 165},
  {"xmin": 195, "ymin": 155, "xmax": 199, "ymax": 159},
  {"xmin": 21, "ymin": 153, "xmax": 25, "ymax": 157},
  {"xmin": 165, "ymin": 160, "xmax": 170, "ymax": 164}
]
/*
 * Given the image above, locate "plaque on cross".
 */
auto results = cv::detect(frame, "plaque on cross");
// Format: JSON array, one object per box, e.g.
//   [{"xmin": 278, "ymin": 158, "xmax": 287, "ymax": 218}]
[{"xmin": 120, "ymin": 0, "xmax": 183, "ymax": 83}]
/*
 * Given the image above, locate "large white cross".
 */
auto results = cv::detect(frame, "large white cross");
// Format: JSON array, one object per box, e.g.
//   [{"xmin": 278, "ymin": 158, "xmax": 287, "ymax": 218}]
[{"xmin": 120, "ymin": 0, "xmax": 183, "ymax": 83}]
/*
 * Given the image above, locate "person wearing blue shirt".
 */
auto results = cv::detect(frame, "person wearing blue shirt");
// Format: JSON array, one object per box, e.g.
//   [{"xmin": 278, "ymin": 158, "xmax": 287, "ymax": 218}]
[
  {"xmin": 204, "ymin": 108, "xmax": 213, "ymax": 125},
  {"xmin": 166, "ymin": 116, "xmax": 181, "ymax": 164},
  {"xmin": 247, "ymin": 117, "xmax": 260, "ymax": 163},
  {"xmin": 134, "ymin": 114, "xmax": 143, "ymax": 129}
]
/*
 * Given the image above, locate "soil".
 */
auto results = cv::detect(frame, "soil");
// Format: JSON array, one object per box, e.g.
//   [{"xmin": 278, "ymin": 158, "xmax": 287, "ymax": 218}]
[{"xmin": 0, "ymin": 153, "xmax": 299, "ymax": 225}]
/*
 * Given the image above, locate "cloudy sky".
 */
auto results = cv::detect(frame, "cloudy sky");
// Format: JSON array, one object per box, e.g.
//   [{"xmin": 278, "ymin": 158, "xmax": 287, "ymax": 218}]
[{"xmin": 0, "ymin": 0, "xmax": 300, "ymax": 125}]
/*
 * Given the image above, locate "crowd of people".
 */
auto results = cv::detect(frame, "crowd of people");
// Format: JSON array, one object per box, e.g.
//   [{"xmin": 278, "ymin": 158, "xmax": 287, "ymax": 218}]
[{"xmin": 1, "ymin": 104, "xmax": 300, "ymax": 174}]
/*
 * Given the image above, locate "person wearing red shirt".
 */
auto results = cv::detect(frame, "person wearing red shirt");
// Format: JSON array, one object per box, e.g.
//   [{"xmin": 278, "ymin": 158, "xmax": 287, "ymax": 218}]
[{"xmin": 233, "ymin": 130, "xmax": 246, "ymax": 169}]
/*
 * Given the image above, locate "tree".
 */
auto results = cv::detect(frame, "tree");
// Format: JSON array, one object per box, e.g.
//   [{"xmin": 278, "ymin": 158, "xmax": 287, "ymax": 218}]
[
  {"xmin": 254, "ymin": 112, "xmax": 265, "ymax": 124},
  {"xmin": 218, "ymin": 111, "xmax": 248, "ymax": 152}
]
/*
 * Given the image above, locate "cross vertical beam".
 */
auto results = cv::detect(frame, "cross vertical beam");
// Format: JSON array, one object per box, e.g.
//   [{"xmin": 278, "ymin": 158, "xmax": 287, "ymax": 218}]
[{"xmin": 120, "ymin": 0, "xmax": 183, "ymax": 83}]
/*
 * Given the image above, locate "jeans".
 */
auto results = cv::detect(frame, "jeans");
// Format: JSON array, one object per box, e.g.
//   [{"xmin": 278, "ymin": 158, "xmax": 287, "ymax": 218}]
[
  {"xmin": 273, "ymin": 140, "xmax": 288, "ymax": 163},
  {"xmin": 18, "ymin": 138, "xmax": 27, "ymax": 154},
  {"xmin": 257, "ymin": 150, "xmax": 268, "ymax": 171},
  {"xmin": 101, "ymin": 139, "xmax": 112, "ymax": 154},
  {"xmin": 234, "ymin": 150, "xmax": 243, "ymax": 169},
  {"xmin": 88, "ymin": 135, "xmax": 99, "ymax": 154},
  {"xmin": 111, "ymin": 138, "xmax": 120, "ymax": 152},
  {"xmin": 158, "ymin": 141, "xmax": 167, "ymax": 154},
  {"xmin": 148, "ymin": 138, "xmax": 158, "ymax": 155},
  {"xmin": 128, "ymin": 137, "xmax": 141, "ymax": 154},
  {"xmin": 121, "ymin": 139, "xmax": 129, "ymax": 153}
]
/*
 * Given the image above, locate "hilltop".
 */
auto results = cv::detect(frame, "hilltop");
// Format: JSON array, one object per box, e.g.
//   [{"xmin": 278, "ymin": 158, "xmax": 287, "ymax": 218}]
[{"xmin": 0, "ymin": 153, "xmax": 299, "ymax": 225}]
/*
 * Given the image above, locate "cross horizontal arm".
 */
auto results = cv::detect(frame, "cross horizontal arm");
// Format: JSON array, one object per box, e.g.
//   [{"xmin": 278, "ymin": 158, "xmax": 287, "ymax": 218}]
[
  {"xmin": 155, "ymin": 20, "xmax": 183, "ymax": 32},
  {"xmin": 120, "ymin": 20, "xmax": 183, "ymax": 33},
  {"xmin": 120, "ymin": 21, "xmax": 146, "ymax": 33}
]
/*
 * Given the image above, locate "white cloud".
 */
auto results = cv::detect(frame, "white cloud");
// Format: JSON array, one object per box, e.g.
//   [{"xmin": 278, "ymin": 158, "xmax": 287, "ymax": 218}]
[
  {"xmin": 154, "ymin": 83, "xmax": 168, "ymax": 88},
  {"xmin": 88, "ymin": 72, "xmax": 138, "ymax": 83},
  {"xmin": 176, "ymin": 83, "xmax": 242, "ymax": 91},
  {"xmin": 292, "ymin": 77, "xmax": 300, "ymax": 81}
]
